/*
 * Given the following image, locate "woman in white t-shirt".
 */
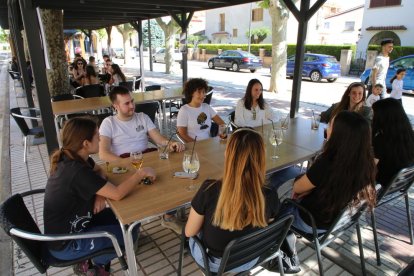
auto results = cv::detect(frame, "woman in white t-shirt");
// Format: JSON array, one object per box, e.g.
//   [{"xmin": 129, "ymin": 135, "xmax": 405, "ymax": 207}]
[
  {"xmin": 235, "ymin": 79, "xmax": 277, "ymax": 127},
  {"xmin": 177, "ymin": 78, "xmax": 225, "ymax": 142}
]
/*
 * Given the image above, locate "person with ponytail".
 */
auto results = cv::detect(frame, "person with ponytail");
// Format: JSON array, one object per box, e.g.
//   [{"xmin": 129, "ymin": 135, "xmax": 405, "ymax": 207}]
[
  {"xmin": 185, "ymin": 128, "xmax": 280, "ymax": 273},
  {"xmin": 44, "ymin": 117, "xmax": 156, "ymax": 275},
  {"xmin": 389, "ymin": 68, "xmax": 413, "ymax": 103}
]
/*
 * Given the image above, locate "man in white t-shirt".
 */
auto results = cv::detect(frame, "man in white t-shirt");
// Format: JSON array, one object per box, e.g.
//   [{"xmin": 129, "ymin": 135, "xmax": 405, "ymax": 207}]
[
  {"xmin": 369, "ymin": 39, "xmax": 394, "ymax": 99},
  {"xmin": 99, "ymin": 86, "xmax": 185, "ymax": 233},
  {"xmin": 99, "ymin": 86, "xmax": 184, "ymax": 161}
]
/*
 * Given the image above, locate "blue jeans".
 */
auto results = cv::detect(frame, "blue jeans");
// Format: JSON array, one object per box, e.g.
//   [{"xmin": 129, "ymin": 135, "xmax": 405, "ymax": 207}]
[
  {"xmin": 189, "ymin": 235, "xmax": 258, "ymax": 273},
  {"xmin": 269, "ymin": 166, "xmax": 302, "ymax": 191},
  {"xmin": 281, "ymin": 204, "xmax": 326, "ymax": 235},
  {"xmin": 50, "ymin": 209, "xmax": 138, "ymax": 266}
]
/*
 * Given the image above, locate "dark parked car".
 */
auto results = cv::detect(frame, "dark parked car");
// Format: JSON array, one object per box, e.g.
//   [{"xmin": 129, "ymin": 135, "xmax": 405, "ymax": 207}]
[
  {"xmin": 286, "ymin": 53, "xmax": 341, "ymax": 82},
  {"xmin": 360, "ymin": 54, "xmax": 414, "ymax": 92},
  {"xmin": 208, "ymin": 50, "xmax": 262, "ymax": 73}
]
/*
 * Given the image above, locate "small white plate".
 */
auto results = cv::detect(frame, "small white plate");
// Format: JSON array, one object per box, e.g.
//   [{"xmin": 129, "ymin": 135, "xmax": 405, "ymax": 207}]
[{"xmin": 112, "ymin": 167, "xmax": 128, "ymax": 174}]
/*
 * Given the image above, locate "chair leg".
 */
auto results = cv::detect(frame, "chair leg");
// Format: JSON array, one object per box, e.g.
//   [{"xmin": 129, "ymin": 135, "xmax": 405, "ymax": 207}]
[
  {"xmin": 177, "ymin": 232, "xmax": 185, "ymax": 276},
  {"xmin": 356, "ymin": 222, "xmax": 367, "ymax": 276},
  {"xmin": 23, "ymin": 136, "xmax": 28, "ymax": 163},
  {"xmin": 314, "ymin": 240, "xmax": 324, "ymax": 276},
  {"xmin": 277, "ymin": 251, "xmax": 285, "ymax": 276},
  {"xmin": 405, "ymin": 194, "xmax": 414, "ymax": 245},
  {"xmin": 371, "ymin": 210, "xmax": 381, "ymax": 265}
]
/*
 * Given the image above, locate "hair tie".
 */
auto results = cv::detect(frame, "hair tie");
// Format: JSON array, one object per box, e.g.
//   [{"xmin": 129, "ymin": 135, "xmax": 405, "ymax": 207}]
[{"xmin": 60, "ymin": 147, "xmax": 65, "ymax": 152}]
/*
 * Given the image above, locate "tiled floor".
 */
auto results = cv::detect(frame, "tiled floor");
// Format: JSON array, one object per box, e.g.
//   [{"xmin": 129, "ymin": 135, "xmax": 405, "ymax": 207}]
[{"xmin": 5, "ymin": 69, "xmax": 414, "ymax": 276}]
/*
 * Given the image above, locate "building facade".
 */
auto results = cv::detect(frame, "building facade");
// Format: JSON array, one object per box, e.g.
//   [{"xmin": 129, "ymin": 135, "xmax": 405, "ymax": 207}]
[{"xmin": 357, "ymin": 0, "xmax": 414, "ymax": 53}]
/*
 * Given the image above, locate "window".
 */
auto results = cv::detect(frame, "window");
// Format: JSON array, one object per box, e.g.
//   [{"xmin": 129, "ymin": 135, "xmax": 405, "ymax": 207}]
[
  {"xmin": 252, "ymin": 8, "xmax": 263, "ymax": 22},
  {"xmin": 324, "ymin": 22, "xmax": 330, "ymax": 29},
  {"xmin": 344, "ymin": 21, "xmax": 355, "ymax": 31},
  {"xmin": 233, "ymin": 28, "xmax": 238, "ymax": 38},
  {"xmin": 219, "ymin": 13, "xmax": 225, "ymax": 32},
  {"xmin": 370, "ymin": 0, "xmax": 401, "ymax": 8}
]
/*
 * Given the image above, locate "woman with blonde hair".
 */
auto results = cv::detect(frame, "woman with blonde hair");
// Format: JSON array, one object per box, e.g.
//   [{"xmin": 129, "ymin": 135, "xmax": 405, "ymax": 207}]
[
  {"xmin": 185, "ymin": 128, "xmax": 280, "ymax": 272},
  {"xmin": 44, "ymin": 117, "xmax": 155, "ymax": 275}
]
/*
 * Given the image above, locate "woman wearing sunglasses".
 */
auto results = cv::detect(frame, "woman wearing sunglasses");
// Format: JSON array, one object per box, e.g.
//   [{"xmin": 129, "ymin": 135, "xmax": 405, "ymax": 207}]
[{"xmin": 72, "ymin": 58, "xmax": 87, "ymax": 87}]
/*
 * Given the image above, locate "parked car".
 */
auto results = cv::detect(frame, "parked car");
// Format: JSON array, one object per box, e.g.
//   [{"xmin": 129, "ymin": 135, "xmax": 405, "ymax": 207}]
[
  {"xmin": 112, "ymin": 48, "xmax": 125, "ymax": 59},
  {"xmin": 208, "ymin": 50, "xmax": 262, "ymax": 73},
  {"xmin": 360, "ymin": 54, "xmax": 414, "ymax": 92},
  {"xmin": 286, "ymin": 53, "xmax": 341, "ymax": 82},
  {"xmin": 152, "ymin": 48, "xmax": 182, "ymax": 63}
]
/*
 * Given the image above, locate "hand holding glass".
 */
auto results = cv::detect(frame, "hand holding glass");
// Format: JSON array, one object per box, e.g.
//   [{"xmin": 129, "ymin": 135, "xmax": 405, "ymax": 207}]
[{"xmin": 218, "ymin": 124, "xmax": 228, "ymax": 140}]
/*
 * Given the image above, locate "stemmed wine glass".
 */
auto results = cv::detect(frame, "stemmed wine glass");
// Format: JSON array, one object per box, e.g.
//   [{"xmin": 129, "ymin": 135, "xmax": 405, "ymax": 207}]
[
  {"xmin": 182, "ymin": 151, "xmax": 200, "ymax": 191},
  {"xmin": 130, "ymin": 151, "xmax": 143, "ymax": 170},
  {"xmin": 269, "ymin": 128, "xmax": 283, "ymax": 159}
]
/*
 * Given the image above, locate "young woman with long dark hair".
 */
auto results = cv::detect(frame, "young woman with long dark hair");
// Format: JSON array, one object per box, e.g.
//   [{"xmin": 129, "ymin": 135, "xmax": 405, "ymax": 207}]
[
  {"xmin": 320, "ymin": 82, "xmax": 371, "ymax": 123},
  {"xmin": 44, "ymin": 117, "xmax": 155, "ymax": 274},
  {"xmin": 185, "ymin": 128, "xmax": 280, "ymax": 272},
  {"xmin": 389, "ymin": 69, "xmax": 413, "ymax": 103},
  {"xmin": 288, "ymin": 111, "xmax": 377, "ymax": 232},
  {"xmin": 108, "ymin": 64, "xmax": 126, "ymax": 86},
  {"xmin": 372, "ymin": 98, "xmax": 414, "ymax": 187},
  {"xmin": 235, "ymin": 78, "xmax": 277, "ymax": 127}
]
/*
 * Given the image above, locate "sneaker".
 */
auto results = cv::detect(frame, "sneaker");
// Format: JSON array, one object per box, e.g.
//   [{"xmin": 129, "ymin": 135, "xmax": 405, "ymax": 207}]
[
  {"xmin": 161, "ymin": 215, "xmax": 184, "ymax": 234},
  {"xmin": 88, "ymin": 265, "xmax": 110, "ymax": 276},
  {"xmin": 73, "ymin": 260, "xmax": 91, "ymax": 275}
]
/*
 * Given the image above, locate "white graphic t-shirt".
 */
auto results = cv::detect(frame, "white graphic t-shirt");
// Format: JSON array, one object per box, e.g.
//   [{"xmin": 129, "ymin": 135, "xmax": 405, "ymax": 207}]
[{"xmin": 177, "ymin": 103, "xmax": 217, "ymax": 141}]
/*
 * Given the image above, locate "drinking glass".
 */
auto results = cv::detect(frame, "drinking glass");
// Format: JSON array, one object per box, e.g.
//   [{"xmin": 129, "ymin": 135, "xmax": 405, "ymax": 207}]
[
  {"xmin": 157, "ymin": 143, "xmax": 169, "ymax": 159},
  {"xmin": 269, "ymin": 128, "xmax": 283, "ymax": 159},
  {"xmin": 130, "ymin": 151, "xmax": 143, "ymax": 170},
  {"xmin": 218, "ymin": 124, "xmax": 228, "ymax": 140},
  {"xmin": 280, "ymin": 113, "xmax": 290, "ymax": 130},
  {"xmin": 182, "ymin": 151, "xmax": 200, "ymax": 191},
  {"xmin": 311, "ymin": 115, "xmax": 321, "ymax": 130}
]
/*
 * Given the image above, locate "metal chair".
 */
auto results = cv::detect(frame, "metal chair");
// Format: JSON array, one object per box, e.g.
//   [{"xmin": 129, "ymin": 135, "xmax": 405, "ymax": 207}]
[
  {"xmin": 371, "ymin": 165, "xmax": 414, "ymax": 265},
  {"xmin": 145, "ymin": 85, "xmax": 162, "ymax": 91},
  {"xmin": 135, "ymin": 101, "xmax": 160, "ymax": 123},
  {"xmin": 178, "ymin": 215, "xmax": 293, "ymax": 276},
  {"xmin": 284, "ymin": 198, "xmax": 368, "ymax": 276},
  {"xmin": 75, "ymin": 84, "xmax": 105, "ymax": 98},
  {"xmin": 0, "ymin": 189, "xmax": 128, "ymax": 275},
  {"xmin": 119, "ymin": 81, "xmax": 134, "ymax": 92},
  {"xmin": 10, "ymin": 107, "xmax": 44, "ymax": 163},
  {"xmin": 8, "ymin": 70, "xmax": 21, "ymax": 93},
  {"xmin": 133, "ymin": 76, "xmax": 141, "ymax": 91},
  {"xmin": 51, "ymin": 94, "xmax": 85, "ymax": 128},
  {"xmin": 228, "ymin": 110, "xmax": 239, "ymax": 131}
]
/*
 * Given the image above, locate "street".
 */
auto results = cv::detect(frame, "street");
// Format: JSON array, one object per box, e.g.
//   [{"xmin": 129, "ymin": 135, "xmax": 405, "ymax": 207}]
[{"xmin": 119, "ymin": 57, "xmax": 414, "ymax": 120}]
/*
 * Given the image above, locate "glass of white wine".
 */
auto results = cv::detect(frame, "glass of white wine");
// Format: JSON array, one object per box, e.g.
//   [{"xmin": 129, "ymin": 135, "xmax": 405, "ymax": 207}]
[
  {"xmin": 269, "ymin": 128, "xmax": 283, "ymax": 159},
  {"xmin": 182, "ymin": 151, "xmax": 200, "ymax": 191},
  {"xmin": 130, "ymin": 151, "xmax": 143, "ymax": 170}
]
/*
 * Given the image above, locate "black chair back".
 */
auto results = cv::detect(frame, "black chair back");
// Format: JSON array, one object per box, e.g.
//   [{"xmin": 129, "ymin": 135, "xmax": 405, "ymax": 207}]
[
  {"xmin": 0, "ymin": 190, "xmax": 48, "ymax": 273},
  {"xmin": 377, "ymin": 166, "xmax": 414, "ymax": 201},
  {"xmin": 135, "ymin": 102, "xmax": 159, "ymax": 123},
  {"xmin": 10, "ymin": 107, "xmax": 30, "ymax": 136},
  {"xmin": 51, "ymin": 94, "xmax": 76, "ymax": 102},
  {"xmin": 75, "ymin": 84, "xmax": 105, "ymax": 98},
  {"xmin": 134, "ymin": 76, "xmax": 141, "ymax": 90},
  {"xmin": 119, "ymin": 81, "xmax": 134, "ymax": 92},
  {"xmin": 145, "ymin": 85, "xmax": 162, "ymax": 92}
]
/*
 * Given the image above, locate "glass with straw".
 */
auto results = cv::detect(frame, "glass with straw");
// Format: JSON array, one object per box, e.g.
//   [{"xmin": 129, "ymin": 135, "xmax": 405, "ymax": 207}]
[
  {"xmin": 183, "ymin": 137, "xmax": 200, "ymax": 191},
  {"xmin": 269, "ymin": 127, "xmax": 283, "ymax": 159}
]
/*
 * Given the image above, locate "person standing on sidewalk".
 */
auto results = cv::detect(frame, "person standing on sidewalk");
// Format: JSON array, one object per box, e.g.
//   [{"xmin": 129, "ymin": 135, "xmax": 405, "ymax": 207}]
[{"xmin": 369, "ymin": 39, "xmax": 394, "ymax": 99}]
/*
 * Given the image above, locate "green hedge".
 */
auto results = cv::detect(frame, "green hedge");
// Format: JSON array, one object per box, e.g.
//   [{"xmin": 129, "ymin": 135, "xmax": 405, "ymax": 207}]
[
  {"xmin": 197, "ymin": 43, "xmax": 354, "ymax": 60},
  {"xmin": 367, "ymin": 45, "xmax": 414, "ymax": 61}
]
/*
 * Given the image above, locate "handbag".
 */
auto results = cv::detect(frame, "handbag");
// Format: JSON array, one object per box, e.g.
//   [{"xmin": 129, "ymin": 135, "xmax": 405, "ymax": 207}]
[{"xmin": 265, "ymin": 232, "xmax": 301, "ymax": 274}]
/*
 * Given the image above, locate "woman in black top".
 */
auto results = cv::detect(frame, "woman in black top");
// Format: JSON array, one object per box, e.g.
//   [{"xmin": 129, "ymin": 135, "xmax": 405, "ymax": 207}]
[
  {"xmin": 372, "ymin": 98, "xmax": 414, "ymax": 188},
  {"xmin": 185, "ymin": 128, "xmax": 280, "ymax": 273},
  {"xmin": 289, "ymin": 111, "xmax": 376, "ymax": 232},
  {"xmin": 320, "ymin": 82, "xmax": 372, "ymax": 123},
  {"xmin": 44, "ymin": 117, "xmax": 156, "ymax": 274}
]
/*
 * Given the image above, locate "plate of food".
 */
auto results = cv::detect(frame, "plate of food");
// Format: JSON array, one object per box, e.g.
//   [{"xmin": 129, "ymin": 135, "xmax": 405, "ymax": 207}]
[{"xmin": 112, "ymin": 167, "xmax": 128, "ymax": 174}]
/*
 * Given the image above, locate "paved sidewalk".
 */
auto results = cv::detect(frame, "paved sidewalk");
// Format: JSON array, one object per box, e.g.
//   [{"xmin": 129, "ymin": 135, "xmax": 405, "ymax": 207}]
[{"xmin": 3, "ymin": 67, "xmax": 414, "ymax": 275}]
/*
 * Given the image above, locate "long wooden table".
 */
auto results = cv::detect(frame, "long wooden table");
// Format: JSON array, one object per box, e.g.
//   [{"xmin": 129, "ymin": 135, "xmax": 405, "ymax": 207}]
[
  {"xmin": 51, "ymin": 89, "xmax": 183, "ymax": 145},
  {"xmin": 105, "ymin": 117, "xmax": 325, "ymax": 275}
]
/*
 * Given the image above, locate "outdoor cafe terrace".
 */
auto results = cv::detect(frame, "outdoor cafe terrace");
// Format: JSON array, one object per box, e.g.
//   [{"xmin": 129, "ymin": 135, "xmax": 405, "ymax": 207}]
[{"xmin": 0, "ymin": 61, "xmax": 413, "ymax": 276}]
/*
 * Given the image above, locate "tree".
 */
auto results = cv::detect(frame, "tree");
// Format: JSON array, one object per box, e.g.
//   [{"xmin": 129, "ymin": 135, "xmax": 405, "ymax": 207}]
[
  {"xmin": 39, "ymin": 9, "xmax": 70, "ymax": 96},
  {"xmin": 245, "ymin": 27, "xmax": 271, "ymax": 44},
  {"xmin": 188, "ymin": 34, "xmax": 207, "ymax": 48},
  {"xmin": 115, "ymin": 23, "xmax": 135, "ymax": 64},
  {"xmin": 260, "ymin": 0, "xmax": 297, "ymax": 93},
  {"xmin": 143, "ymin": 19, "xmax": 164, "ymax": 49},
  {"xmin": 0, "ymin": 27, "xmax": 8, "ymax": 43},
  {"xmin": 155, "ymin": 16, "xmax": 180, "ymax": 74},
  {"xmin": 105, "ymin": 26, "xmax": 112, "ymax": 58}
]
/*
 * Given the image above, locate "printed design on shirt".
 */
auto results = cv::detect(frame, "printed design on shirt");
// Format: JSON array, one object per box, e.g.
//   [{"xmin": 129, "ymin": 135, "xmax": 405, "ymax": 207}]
[
  {"xmin": 70, "ymin": 212, "xmax": 92, "ymax": 233},
  {"xmin": 197, "ymin": 112, "xmax": 209, "ymax": 130},
  {"xmin": 135, "ymin": 125, "xmax": 144, "ymax": 132}
]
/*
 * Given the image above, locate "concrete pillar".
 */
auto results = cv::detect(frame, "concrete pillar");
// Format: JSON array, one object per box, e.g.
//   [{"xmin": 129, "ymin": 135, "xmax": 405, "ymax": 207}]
[
  {"xmin": 187, "ymin": 48, "xmax": 194, "ymax": 60},
  {"xmin": 218, "ymin": 49, "xmax": 222, "ymax": 54},
  {"xmin": 340, "ymin": 49, "xmax": 353, "ymax": 76},
  {"xmin": 201, "ymin": 49, "xmax": 206, "ymax": 62},
  {"xmin": 259, "ymin": 48, "xmax": 265, "ymax": 60},
  {"xmin": 195, "ymin": 48, "xmax": 200, "ymax": 61},
  {"xmin": 365, "ymin": 50, "xmax": 378, "ymax": 70}
]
